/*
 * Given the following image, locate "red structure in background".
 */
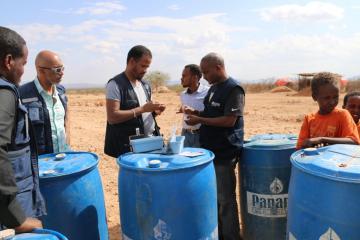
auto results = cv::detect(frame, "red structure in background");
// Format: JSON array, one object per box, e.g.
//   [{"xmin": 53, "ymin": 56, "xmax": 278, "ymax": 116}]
[
  {"xmin": 340, "ymin": 78, "xmax": 348, "ymax": 87},
  {"xmin": 297, "ymin": 73, "xmax": 346, "ymax": 91},
  {"xmin": 275, "ymin": 77, "xmax": 290, "ymax": 86}
]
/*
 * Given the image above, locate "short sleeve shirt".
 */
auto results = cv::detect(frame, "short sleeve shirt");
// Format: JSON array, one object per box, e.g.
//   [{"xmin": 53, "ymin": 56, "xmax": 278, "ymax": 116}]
[
  {"xmin": 180, "ymin": 83, "xmax": 209, "ymax": 130},
  {"xmin": 106, "ymin": 80, "xmax": 120, "ymax": 100},
  {"xmin": 296, "ymin": 108, "xmax": 360, "ymax": 149},
  {"xmin": 224, "ymin": 87, "xmax": 245, "ymax": 116},
  {"xmin": 106, "ymin": 79, "xmax": 155, "ymax": 136}
]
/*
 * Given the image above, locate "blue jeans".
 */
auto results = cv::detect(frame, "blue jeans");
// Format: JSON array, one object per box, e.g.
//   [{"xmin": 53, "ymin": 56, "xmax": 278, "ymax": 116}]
[{"xmin": 181, "ymin": 129, "xmax": 201, "ymax": 148}]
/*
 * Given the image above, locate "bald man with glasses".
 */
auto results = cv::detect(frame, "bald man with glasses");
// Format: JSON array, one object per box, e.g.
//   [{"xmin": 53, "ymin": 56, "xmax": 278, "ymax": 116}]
[{"xmin": 19, "ymin": 50, "xmax": 70, "ymax": 155}]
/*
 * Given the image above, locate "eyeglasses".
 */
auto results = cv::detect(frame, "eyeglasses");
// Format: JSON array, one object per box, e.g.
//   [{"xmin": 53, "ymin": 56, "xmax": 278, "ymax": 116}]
[{"xmin": 39, "ymin": 66, "xmax": 65, "ymax": 74}]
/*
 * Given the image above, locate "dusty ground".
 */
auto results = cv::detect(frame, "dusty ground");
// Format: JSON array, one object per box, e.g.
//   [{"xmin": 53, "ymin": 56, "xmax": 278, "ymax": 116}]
[{"xmin": 68, "ymin": 90, "xmax": 325, "ymax": 239}]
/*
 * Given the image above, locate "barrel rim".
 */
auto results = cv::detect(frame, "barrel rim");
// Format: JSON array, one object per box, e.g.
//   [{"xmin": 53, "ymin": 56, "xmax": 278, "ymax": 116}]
[
  {"xmin": 39, "ymin": 151, "xmax": 99, "ymax": 179},
  {"xmin": 243, "ymin": 144, "xmax": 296, "ymax": 150},
  {"xmin": 32, "ymin": 228, "xmax": 69, "ymax": 240},
  {"xmin": 248, "ymin": 133, "xmax": 297, "ymax": 141},
  {"xmin": 116, "ymin": 149, "xmax": 215, "ymax": 171}
]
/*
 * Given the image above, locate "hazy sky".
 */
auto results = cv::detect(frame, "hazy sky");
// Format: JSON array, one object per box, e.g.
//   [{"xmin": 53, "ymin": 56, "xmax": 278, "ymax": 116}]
[{"xmin": 2, "ymin": 0, "xmax": 360, "ymax": 86}]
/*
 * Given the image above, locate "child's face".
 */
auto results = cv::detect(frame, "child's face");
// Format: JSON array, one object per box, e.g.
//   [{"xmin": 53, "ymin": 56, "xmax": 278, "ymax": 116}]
[
  {"xmin": 313, "ymin": 83, "xmax": 339, "ymax": 115},
  {"xmin": 344, "ymin": 95, "xmax": 360, "ymax": 123}
]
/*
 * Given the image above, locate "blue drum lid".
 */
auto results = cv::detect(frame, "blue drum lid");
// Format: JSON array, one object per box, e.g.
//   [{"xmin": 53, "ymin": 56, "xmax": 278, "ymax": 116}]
[
  {"xmin": 291, "ymin": 144, "xmax": 360, "ymax": 182},
  {"xmin": 248, "ymin": 133, "xmax": 297, "ymax": 142},
  {"xmin": 117, "ymin": 147, "xmax": 214, "ymax": 171},
  {"xmin": 244, "ymin": 133, "xmax": 297, "ymax": 149},
  {"xmin": 38, "ymin": 152, "xmax": 98, "ymax": 179}
]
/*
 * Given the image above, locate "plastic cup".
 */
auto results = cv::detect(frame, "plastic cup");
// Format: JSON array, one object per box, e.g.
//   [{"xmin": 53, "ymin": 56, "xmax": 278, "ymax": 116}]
[{"xmin": 169, "ymin": 136, "xmax": 185, "ymax": 154}]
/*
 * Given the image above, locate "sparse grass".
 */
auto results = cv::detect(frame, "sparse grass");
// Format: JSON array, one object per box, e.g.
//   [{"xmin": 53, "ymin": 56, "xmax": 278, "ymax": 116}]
[
  {"xmin": 67, "ymin": 88, "xmax": 105, "ymax": 95},
  {"xmin": 167, "ymin": 84, "xmax": 184, "ymax": 94},
  {"xmin": 242, "ymin": 80, "xmax": 275, "ymax": 93},
  {"xmin": 66, "ymin": 78, "xmax": 360, "ymax": 95}
]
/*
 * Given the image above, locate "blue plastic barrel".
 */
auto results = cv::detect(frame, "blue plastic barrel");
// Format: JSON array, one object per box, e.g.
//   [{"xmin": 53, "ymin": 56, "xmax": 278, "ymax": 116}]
[
  {"xmin": 9, "ymin": 228, "xmax": 68, "ymax": 240},
  {"xmin": 117, "ymin": 147, "xmax": 218, "ymax": 240},
  {"xmin": 38, "ymin": 152, "xmax": 108, "ymax": 240},
  {"xmin": 240, "ymin": 134, "xmax": 296, "ymax": 240},
  {"xmin": 287, "ymin": 145, "xmax": 360, "ymax": 240}
]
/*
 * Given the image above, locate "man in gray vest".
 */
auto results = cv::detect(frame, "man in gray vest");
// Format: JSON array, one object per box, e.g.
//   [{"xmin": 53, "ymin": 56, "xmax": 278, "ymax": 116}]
[
  {"xmin": 0, "ymin": 26, "xmax": 44, "ymax": 232},
  {"xmin": 104, "ymin": 45, "xmax": 165, "ymax": 158},
  {"xmin": 20, "ymin": 50, "xmax": 69, "ymax": 155}
]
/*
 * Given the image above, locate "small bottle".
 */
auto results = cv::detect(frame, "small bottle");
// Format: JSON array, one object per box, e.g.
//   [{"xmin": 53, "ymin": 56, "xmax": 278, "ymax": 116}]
[{"xmin": 129, "ymin": 128, "xmax": 145, "ymax": 140}]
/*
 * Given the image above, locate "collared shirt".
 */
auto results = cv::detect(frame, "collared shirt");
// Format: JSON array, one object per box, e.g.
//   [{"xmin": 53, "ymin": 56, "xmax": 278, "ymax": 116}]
[
  {"xmin": 34, "ymin": 78, "xmax": 68, "ymax": 152},
  {"xmin": 180, "ymin": 83, "xmax": 209, "ymax": 130}
]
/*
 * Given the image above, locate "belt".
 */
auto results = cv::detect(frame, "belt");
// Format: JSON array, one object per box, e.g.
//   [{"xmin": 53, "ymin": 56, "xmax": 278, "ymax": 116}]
[{"xmin": 182, "ymin": 128, "xmax": 200, "ymax": 134}]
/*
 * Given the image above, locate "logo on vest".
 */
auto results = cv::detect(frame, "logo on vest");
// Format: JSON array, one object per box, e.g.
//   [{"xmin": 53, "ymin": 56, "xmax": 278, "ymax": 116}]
[{"xmin": 210, "ymin": 101, "xmax": 220, "ymax": 107}]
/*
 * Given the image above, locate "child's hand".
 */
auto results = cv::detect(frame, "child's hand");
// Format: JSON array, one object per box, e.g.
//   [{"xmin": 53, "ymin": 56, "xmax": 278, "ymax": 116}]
[{"xmin": 303, "ymin": 137, "xmax": 325, "ymax": 148}]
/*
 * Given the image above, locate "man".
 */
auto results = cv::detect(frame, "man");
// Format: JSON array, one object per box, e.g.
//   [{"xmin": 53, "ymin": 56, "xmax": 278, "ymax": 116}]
[
  {"xmin": 20, "ymin": 50, "xmax": 69, "ymax": 155},
  {"xmin": 0, "ymin": 26, "xmax": 45, "ymax": 232},
  {"xmin": 178, "ymin": 64, "xmax": 209, "ymax": 147},
  {"xmin": 186, "ymin": 53, "xmax": 245, "ymax": 240},
  {"xmin": 104, "ymin": 45, "xmax": 165, "ymax": 158}
]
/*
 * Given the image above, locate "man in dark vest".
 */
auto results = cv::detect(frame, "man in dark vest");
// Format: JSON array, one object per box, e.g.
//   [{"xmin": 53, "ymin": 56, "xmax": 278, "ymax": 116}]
[
  {"xmin": 104, "ymin": 45, "xmax": 165, "ymax": 158},
  {"xmin": 186, "ymin": 52, "xmax": 245, "ymax": 240},
  {"xmin": 0, "ymin": 26, "xmax": 45, "ymax": 232},
  {"xmin": 19, "ymin": 50, "xmax": 69, "ymax": 155}
]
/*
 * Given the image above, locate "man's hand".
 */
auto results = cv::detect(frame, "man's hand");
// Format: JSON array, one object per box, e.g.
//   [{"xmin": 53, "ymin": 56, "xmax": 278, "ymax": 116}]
[
  {"xmin": 184, "ymin": 106, "xmax": 198, "ymax": 115},
  {"xmin": 185, "ymin": 114, "xmax": 201, "ymax": 126},
  {"xmin": 154, "ymin": 104, "xmax": 166, "ymax": 115},
  {"xmin": 176, "ymin": 105, "xmax": 184, "ymax": 114},
  {"xmin": 141, "ymin": 101, "xmax": 164, "ymax": 113},
  {"xmin": 14, "ymin": 218, "xmax": 42, "ymax": 233}
]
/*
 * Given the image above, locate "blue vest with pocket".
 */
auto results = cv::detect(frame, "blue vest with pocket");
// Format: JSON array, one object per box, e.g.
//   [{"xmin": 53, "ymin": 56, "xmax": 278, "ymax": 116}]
[
  {"xmin": 104, "ymin": 72, "xmax": 160, "ymax": 158},
  {"xmin": 200, "ymin": 77, "xmax": 245, "ymax": 161},
  {"xmin": 0, "ymin": 78, "xmax": 46, "ymax": 218},
  {"xmin": 19, "ymin": 81, "xmax": 68, "ymax": 155}
]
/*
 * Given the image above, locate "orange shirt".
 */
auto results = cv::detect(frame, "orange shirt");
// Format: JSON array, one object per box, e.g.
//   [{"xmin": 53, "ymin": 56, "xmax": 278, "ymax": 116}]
[
  {"xmin": 357, "ymin": 122, "xmax": 360, "ymax": 136},
  {"xmin": 296, "ymin": 108, "xmax": 360, "ymax": 149}
]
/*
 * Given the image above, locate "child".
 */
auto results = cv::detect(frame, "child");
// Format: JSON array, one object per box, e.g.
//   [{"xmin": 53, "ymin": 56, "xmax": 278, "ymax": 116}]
[
  {"xmin": 343, "ymin": 91, "xmax": 360, "ymax": 135},
  {"xmin": 296, "ymin": 72, "xmax": 360, "ymax": 149}
]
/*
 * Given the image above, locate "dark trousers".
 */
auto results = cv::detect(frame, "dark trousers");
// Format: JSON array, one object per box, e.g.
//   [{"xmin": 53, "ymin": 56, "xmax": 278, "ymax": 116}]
[{"xmin": 214, "ymin": 159, "xmax": 241, "ymax": 240}]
